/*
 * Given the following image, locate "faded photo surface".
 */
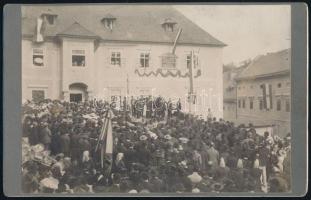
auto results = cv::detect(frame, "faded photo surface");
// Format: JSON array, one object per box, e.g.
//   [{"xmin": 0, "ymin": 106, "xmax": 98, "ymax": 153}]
[{"xmin": 21, "ymin": 4, "xmax": 291, "ymax": 194}]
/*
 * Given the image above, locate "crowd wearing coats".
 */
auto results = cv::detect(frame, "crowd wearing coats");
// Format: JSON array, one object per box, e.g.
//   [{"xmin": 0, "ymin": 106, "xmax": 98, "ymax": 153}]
[{"xmin": 21, "ymin": 98, "xmax": 291, "ymax": 194}]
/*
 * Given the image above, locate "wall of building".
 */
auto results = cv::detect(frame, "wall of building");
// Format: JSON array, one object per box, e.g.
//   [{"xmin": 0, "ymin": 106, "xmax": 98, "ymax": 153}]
[
  {"xmin": 22, "ymin": 39, "xmax": 62, "ymax": 100},
  {"xmin": 236, "ymin": 75, "xmax": 290, "ymax": 136},
  {"xmin": 22, "ymin": 38, "xmax": 223, "ymax": 119}
]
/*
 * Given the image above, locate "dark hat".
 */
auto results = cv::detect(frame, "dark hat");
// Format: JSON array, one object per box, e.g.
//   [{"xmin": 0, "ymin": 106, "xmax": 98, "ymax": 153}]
[{"xmin": 210, "ymin": 182, "xmax": 224, "ymax": 192}]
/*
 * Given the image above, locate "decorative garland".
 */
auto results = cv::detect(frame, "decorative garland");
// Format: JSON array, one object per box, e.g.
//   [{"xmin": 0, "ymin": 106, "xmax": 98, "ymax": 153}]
[{"xmin": 134, "ymin": 68, "xmax": 202, "ymax": 78}]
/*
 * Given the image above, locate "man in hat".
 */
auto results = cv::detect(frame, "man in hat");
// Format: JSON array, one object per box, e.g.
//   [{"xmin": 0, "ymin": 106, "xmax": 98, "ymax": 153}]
[
  {"xmin": 258, "ymin": 144, "xmax": 271, "ymax": 193},
  {"xmin": 28, "ymin": 121, "xmax": 40, "ymax": 146},
  {"xmin": 59, "ymin": 132, "xmax": 71, "ymax": 157},
  {"xmin": 268, "ymin": 166, "xmax": 289, "ymax": 192},
  {"xmin": 206, "ymin": 142, "xmax": 219, "ymax": 169},
  {"xmin": 149, "ymin": 168, "xmax": 164, "ymax": 192},
  {"xmin": 22, "ymin": 161, "xmax": 40, "ymax": 193},
  {"xmin": 39, "ymin": 122, "xmax": 52, "ymax": 150}
]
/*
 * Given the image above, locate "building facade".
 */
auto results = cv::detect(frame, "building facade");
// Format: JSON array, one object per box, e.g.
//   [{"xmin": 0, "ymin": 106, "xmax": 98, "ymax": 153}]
[
  {"xmin": 223, "ymin": 63, "xmax": 248, "ymax": 122},
  {"xmin": 22, "ymin": 5, "xmax": 225, "ymax": 119},
  {"xmin": 235, "ymin": 49, "xmax": 291, "ymax": 137}
]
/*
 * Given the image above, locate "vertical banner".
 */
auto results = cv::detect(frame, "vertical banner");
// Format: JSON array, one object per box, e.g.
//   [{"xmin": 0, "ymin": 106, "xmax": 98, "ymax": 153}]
[
  {"xmin": 269, "ymin": 84, "xmax": 273, "ymax": 109},
  {"xmin": 262, "ymin": 84, "xmax": 267, "ymax": 109},
  {"xmin": 36, "ymin": 17, "xmax": 44, "ymax": 42},
  {"xmin": 265, "ymin": 83, "xmax": 270, "ymax": 109}
]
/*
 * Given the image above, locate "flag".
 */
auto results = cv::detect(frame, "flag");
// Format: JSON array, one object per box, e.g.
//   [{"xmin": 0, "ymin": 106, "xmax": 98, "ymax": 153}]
[
  {"xmin": 261, "ymin": 84, "xmax": 272, "ymax": 110},
  {"xmin": 268, "ymin": 84, "xmax": 273, "ymax": 109},
  {"xmin": 95, "ymin": 109, "xmax": 114, "ymax": 169},
  {"xmin": 35, "ymin": 17, "xmax": 44, "ymax": 42}
]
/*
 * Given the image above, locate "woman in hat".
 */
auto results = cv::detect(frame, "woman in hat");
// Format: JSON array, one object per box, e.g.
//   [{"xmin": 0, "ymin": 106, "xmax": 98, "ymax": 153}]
[
  {"xmin": 214, "ymin": 157, "xmax": 230, "ymax": 182},
  {"xmin": 28, "ymin": 121, "xmax": 40, "ymax": 146},
  {"xmin": 22, "ymin": 161, "xmax": 40, "ymax": 193},
  {"xmin": 39, "ymin": 122, "xmax": 52, "ymax": 151}
]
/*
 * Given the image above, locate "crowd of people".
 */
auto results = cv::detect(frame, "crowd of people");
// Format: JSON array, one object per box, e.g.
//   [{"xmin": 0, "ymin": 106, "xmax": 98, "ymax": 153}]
[{"xmin": 21, "ymin": 98, "xmax": 291, "ymax": 194}]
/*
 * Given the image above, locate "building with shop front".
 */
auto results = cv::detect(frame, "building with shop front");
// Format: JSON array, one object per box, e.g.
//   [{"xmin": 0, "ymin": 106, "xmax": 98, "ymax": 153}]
[
  {"xmin": 22, "ymin": 5, "xmax": 226, "ymax": 119},
  {"xmin": 235, "ymin": 49, "xmax": 291, "ymax": 136}
]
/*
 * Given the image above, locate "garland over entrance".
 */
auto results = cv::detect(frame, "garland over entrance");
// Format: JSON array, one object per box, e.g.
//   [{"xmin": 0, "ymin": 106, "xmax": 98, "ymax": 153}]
[{"xmin": 134, "ymin": 68, "xmax": 202, "ymax": 78}]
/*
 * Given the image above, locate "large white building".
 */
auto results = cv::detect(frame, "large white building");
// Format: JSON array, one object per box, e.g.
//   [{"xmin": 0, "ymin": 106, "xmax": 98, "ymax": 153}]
[{"xmin": 22, "ymin": 5, "xmax": 226, "ymax": 118}]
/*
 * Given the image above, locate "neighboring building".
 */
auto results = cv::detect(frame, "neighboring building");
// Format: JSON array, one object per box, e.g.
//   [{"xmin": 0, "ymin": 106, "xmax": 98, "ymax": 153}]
[
  {"xmin": 223, "ymin": 63, "xmax": 248, "ymax": 122},
  {"xmin": 22, "ymin": 5, "xmax": 226, "ymax": 119},
  {"xmin": 235, "ymin": 49, "xmax": 291, "ymax": 136}
]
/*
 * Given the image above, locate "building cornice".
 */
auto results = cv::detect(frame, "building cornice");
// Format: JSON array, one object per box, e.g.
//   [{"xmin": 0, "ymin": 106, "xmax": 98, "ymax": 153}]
[
  {"xmin": 22, "ymin": 34, "xmax": 226, "ymax": 48},
  {"xmin": 235, "ymin": 70, "xmax": 290, "ymax": 81}
]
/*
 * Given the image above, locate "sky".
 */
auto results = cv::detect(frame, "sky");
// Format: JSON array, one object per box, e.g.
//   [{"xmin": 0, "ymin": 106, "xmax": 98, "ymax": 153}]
[{"xmin": 175, "ymin": 5, "xmax": 291, "ymax": 65}]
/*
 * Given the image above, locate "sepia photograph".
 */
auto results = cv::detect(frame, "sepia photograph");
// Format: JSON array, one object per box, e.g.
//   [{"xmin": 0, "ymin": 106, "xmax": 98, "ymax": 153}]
[{"xmin": 20, "ymin": 4, "xmax": 292, "ymax": 194}]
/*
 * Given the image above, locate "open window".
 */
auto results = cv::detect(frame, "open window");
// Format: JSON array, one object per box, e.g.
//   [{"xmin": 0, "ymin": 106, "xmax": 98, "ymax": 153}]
[
  {"xmin": 140, "ymin": 53, "xmax": 150, "ymax": 68},
  {"xmin": 101, "ymin": 14, "xmax": 116, "ymax": 30},
  {"xmin": 72, "ymin": 50, "xmax": 85, "ymax": 67},
  {"xmin": 33, "ymin": 48, "xmax": 44, "ymax": 67},
  {"xmin": 161, "ymin": 18, "xmax": 177, "ymax": 32}
]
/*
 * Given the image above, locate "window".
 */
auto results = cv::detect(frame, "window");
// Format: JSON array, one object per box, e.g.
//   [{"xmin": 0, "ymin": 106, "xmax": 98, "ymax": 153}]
[
  {"xmin": 111, "ymin": 52, "xmax": 121, "ymax": 66},
  {"xmin": 250, "ymin": 98, "xmax": 254, "ymax": 109},
  {"xmin": 277, "ymin": 83, "xmax": 282, "ymax": 88},
  {"xmin": 277, "ymin": 99, "xmax": 282, "ymax": 111},
  {"xmin": 32, "ymin": 90, "xmax": 45, "ymax": 102},
  {"xmin": 286, "ymin": 99, "xmax": 290, "ymax": 112},
  {"xmin": 104, "ymin": 19, "xmax": 114, "ymax": 29},
  {"xmin": 72, "ymin": 50, "xmax": 85, "ymax": 67},
  {"xmin": 259, "ymin": 99, "xmax": 263, "ymax": 110},
  {"xmin": 242, "ymin": 99, "xmax": 245, "ymax": 108},
  {"xmin": 101, "ymin": 16, "xmax": 116, "ymax": 30},
  {"xmin": 238, "ymin": 100, "xmax": 241, "ymax": 108},
  {"xmin": 140, "ymin": 53, "xmax": 150, "ymax": 68},
  {"xmin": 46, "ymin": 15, "xmax": 55, "ymax": 25},
  {"xmin": 33, "ymin": 48, "xmax": 44, "ymax": 67},
  {"xmin": 186, "ymin": 54, "xmax": 199, "ymax": 69},
  {"xmin": 161, "ymin": 54, "xmax": 177, "ymax": 68}
]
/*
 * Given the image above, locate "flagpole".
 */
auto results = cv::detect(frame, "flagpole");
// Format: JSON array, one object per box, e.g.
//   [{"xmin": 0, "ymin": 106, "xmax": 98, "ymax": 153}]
[{"xmin": 188, "ymin": 50, "xmax": 195, "ymax": 114}]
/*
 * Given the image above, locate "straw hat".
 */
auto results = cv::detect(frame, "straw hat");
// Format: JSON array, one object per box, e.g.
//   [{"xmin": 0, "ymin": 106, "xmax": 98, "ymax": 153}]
[
  {"xmin": 40, "ymin": 176, "xmax": 59, "ymax": 190},
  {"xmin": 179, "ymin": 137, "xmax": 189, "ymax": 144},
  {"xmin": 188, "ymin": 172, "xmax": 202, "ymax": 183},
  {"xmin": 128, "ymin": 189, "xmax": 138, "ymax": 193},
  {"xmin": 140, "ymin": 189, "xmax": 150, "ymax": 193},
  {"xmin": 164, "ymin": 134, "xmax": 172, "ymax": 140},
  {"xmin": 192, "ymin": 188, "xmax": 200, "ymax": 193},
  {"xmin": 139, "ymin": 135, "xmax": 147, "ymax": 141},
  {"xmin": 210, "ymin": 182, "xmax": 224, "ymax": 192}
]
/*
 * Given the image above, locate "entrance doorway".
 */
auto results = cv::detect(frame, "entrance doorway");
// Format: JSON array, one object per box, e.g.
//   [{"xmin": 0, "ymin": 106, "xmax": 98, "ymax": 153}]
[
  {"xmin": 70, "ymin": 93, "xmax": 82, "ymax": 102},
  {"xmin": 69, "ymin": 83, "xmax": 88, "ymax": 102}
]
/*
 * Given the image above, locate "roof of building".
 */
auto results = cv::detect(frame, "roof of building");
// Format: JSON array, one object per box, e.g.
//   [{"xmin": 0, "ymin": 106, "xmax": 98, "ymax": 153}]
[
  {"xmin": 57, "ymin": 21, "xmax": 99, "ymax": 38},
  {"xmin": 236, "ymin": 49, "xmax": 291, "ymax": 80},
  {"xmin": 22, "ymin": 5, "xmax": 226, "ymax": 46}
]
